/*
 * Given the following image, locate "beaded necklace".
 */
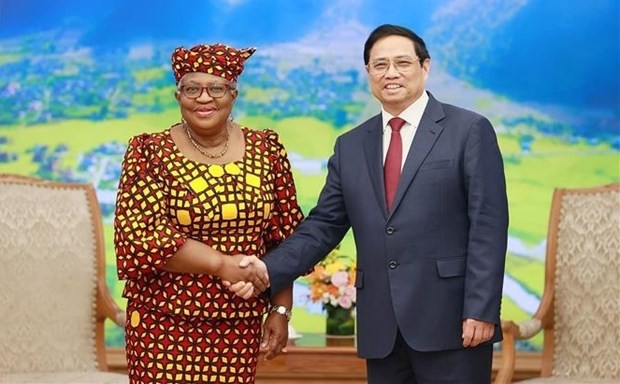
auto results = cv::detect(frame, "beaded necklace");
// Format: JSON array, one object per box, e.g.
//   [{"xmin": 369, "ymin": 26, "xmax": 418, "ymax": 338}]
[{"xmin": 184, "ymin": 121, "xmax": 230, "ymax": 159}]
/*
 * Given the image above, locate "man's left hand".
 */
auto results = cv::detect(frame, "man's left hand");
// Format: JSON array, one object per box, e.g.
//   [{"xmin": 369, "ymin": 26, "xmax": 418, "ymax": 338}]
[{"xmin": 462, "ymin": 318, "xmax": 494, "ymax": 347}]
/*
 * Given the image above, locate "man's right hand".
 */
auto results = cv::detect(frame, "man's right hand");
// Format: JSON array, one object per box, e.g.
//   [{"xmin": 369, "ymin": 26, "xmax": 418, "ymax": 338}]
[
  {"xmin": 217, "ymin": 255, "xmax": 270, "ymax": 293},
  {"xmin": 224, "ymin": 255, "xmax": 271, "ymax": 299}
]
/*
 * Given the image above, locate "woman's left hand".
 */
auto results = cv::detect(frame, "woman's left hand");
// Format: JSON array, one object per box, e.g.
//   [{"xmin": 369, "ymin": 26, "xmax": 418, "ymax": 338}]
[{"xmin": 260, "ymin": 312, "xmax": 289, "ymax": 360}]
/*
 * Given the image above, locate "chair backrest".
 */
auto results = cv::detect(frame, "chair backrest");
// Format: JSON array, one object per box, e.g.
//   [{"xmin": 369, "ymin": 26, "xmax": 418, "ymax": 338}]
[
  {"xmin": 0, "ymin": 175, "xmax": 106, "ymax": 373},
  {"xmin": 542, "ymin": 183, "xmax": 620, "ymax": 379}
]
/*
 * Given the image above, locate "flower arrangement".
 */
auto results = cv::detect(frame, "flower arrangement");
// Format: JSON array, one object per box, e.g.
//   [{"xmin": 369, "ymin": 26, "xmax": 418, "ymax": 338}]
[{"xmin": 306, "ymin": 246, "xmax": 356, "ymax": 310}]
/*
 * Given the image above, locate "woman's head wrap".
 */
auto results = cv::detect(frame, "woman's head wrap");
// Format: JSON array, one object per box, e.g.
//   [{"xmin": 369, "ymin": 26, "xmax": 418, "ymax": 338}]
[{"xmin": 171, "ymin": 43, "xmax": 256, "ymax": 84}]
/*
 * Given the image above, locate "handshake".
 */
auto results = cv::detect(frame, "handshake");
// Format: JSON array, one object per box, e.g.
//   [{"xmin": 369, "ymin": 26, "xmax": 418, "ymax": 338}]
[{"xmin": 220, "ymin": 254, "xmax": 270, "ymax": 299}]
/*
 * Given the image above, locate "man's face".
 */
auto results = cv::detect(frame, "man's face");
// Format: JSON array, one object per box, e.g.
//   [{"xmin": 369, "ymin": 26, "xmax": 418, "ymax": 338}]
[{"xmin": 366, "ymin": 35, "xmax": 430, "ymax": 116}]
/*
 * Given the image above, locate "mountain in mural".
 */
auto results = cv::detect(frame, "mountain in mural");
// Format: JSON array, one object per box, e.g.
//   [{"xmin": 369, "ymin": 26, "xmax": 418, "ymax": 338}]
[
  {"xmin": 1, "ymin": 0, "xmax": 618, "ymax": 136},
  {"xmin": 426, "ymin": 0, "xmax": 619, "ymax": 127}
]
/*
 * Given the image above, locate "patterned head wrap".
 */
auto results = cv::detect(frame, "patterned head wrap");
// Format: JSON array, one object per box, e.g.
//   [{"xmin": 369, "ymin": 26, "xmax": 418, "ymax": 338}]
[{"xmin": 171, "ymin": 43, "xmax": 256, "ymax": 84}]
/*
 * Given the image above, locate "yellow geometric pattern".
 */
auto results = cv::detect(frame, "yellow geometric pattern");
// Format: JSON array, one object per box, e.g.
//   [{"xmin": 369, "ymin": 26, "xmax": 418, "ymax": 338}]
[
  {"xmin": 115, "ymin": 127, "xmax": 303, "ymax": 319},
  {"xmin": 125, "ymin": 301, "xmax": 262, "ymax": 383},
  {"xmin": 114, "ymin": 127, "xmax": 303, "ymax": 383}
]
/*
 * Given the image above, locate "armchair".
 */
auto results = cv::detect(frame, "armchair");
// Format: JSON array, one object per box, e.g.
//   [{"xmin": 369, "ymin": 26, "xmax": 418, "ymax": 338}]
[
  {"xmin": 495, "ymin": 183, "xmax": 620, "ymax": 383},
  {"xmin": 0, "ymin": 175, "xmax": 127, "ymax": 383}
]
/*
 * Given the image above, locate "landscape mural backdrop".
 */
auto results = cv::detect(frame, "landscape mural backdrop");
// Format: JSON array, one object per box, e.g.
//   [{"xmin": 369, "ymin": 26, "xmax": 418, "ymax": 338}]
[{"xmin": 1, "ymin": 0, "xmax": 618, "ymax": 349}]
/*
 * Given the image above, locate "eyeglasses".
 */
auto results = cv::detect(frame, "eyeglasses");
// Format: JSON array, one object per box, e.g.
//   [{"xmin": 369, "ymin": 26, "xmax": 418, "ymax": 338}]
[
  {"xmin": 366, "ymin": 57, "xmax": 422, "ymax": 76},
  {"xmin": 178, "ymin": 83, "xmax": 235, "ymax": 99}
]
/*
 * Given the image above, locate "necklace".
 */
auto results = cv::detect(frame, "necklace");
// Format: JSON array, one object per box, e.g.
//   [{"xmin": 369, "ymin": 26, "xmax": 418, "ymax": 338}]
[{"xmin": 184, "ymin": 121, "xmax": 230, "ymax": 159}]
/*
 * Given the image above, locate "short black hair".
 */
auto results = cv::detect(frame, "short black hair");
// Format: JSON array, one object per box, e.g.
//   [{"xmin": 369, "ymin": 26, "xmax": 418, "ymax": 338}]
[{"xmin": 363, "ymin": 24, "xmax": 430, "ymax": 65}]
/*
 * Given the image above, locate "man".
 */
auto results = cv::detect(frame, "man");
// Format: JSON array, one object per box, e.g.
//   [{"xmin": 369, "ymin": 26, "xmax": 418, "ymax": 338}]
[{"xmin": 233, "ymin": 24, "xmax": 508, "ymax": 383}]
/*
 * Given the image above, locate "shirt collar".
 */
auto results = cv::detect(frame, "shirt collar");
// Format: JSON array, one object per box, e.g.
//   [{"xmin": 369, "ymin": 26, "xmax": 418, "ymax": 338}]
[{"xmin": 381, "ymin": 91, "xmax": 429, "ymax": 133}]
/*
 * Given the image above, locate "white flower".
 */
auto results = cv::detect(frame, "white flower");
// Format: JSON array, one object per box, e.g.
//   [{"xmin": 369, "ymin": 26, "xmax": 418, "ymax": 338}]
[{"xmin": 329, "ymin": 297, "xmax": 339, "ymax": 307}]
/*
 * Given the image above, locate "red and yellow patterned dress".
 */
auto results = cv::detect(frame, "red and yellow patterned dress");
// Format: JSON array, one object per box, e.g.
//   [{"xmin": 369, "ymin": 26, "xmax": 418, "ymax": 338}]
[{"xmin": 114, "ymin": 127, "xmax": 303, "ymax": 384}]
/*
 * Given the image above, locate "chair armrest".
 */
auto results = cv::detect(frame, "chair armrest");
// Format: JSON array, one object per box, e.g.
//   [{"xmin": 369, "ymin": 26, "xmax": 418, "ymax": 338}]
[
  {"xmin": 494, "ymin": 318, "xmax": 543, "ymax": 384},
  {"xmin": 495, "ymin": 320, "xmax": 518, "ymax": 384},
  {"xmin": 514, "ymin": 318, "xmax": 542, "ymax": 340},
  {"xmin": 97, "ymin": 280, "xmax": 126, "ymax": 328}
]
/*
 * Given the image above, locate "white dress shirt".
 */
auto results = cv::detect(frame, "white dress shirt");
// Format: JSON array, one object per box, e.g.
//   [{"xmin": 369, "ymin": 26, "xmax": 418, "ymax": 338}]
[{"xmin": 381, "ymin": 91, "xmax": 429, "ymax": 170}]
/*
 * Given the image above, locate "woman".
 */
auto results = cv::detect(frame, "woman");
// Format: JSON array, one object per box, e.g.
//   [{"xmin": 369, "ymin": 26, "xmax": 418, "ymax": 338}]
[{"xmin": 114, "ymin": 43, "xmax": 303, "ymax": 384}]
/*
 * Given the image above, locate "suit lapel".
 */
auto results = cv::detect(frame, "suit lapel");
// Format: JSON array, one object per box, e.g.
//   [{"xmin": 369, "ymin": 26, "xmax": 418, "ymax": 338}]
[
  {"xmin": 389, "ymin": 95, "xmax": 445, "ymax": 216},
  {"xmin": 362, "ymin": 115, "xmax": 388, "ymax": 218}
]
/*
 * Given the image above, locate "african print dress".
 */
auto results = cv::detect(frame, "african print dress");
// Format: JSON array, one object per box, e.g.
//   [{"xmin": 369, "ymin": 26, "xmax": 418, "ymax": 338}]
[{"xmin": 114, "ymin": 127, "xmax": 303, "ymax": 384}]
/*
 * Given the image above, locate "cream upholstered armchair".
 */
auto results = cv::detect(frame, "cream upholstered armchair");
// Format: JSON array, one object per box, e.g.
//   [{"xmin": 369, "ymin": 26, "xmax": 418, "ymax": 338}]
[
  {"xmin": 0, "ymin": 174, "xmax": 127, "ymax": 383},
  {"xmin": 495, "ymin": 183, "xmax": 620, "ymax": 384}
]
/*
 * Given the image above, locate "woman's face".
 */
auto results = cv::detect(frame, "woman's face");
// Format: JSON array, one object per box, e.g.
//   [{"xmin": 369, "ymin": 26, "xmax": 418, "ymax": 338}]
[{"xmin": 175, "ymin": 72, "xmax": 237, "ymax": 134}]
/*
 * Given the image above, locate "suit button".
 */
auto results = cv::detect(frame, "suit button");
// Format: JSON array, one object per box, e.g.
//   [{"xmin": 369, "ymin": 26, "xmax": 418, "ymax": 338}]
[
  {"xmin": 389, "ymin": 260, "xmax": 398, "ymax": 269},
  {"xmin": 386, "ymin": 226, "xmax": 395, "ymax": 235}
]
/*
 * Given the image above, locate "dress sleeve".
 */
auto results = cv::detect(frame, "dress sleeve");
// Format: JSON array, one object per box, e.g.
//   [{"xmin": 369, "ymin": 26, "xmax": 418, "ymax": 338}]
[
  {"xmin": 263, "ymin": 129, "xmax": 304, "ymax": 251},
  {"xmin": 114, "ymin": 134, "xmax": 187, "ymax": 280}
]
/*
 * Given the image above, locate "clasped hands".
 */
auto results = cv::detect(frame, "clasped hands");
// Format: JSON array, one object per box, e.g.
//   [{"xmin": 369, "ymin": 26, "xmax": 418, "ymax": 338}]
[{"xmin": 219, "ymin": 255, "xmax": 269, "ymax": 299}]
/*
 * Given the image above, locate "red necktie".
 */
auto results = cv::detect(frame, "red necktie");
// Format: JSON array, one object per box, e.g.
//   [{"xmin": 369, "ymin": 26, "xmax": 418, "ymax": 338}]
[{"xmin": 384, "ymin": 117, "xmax": 406, "ymax": 211}]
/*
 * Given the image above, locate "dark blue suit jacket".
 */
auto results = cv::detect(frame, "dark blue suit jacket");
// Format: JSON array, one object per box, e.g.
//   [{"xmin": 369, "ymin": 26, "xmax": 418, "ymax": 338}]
[{"xmin": 264, "ymin": 92, "xmax": 509, "ymax": 359}]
